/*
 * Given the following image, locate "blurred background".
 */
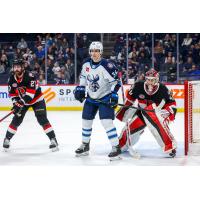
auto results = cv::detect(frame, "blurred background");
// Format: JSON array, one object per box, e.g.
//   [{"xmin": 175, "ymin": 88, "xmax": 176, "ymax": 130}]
[{"xmin": 0, "ymin": 33, "xmax": 199, "ymax": 85}]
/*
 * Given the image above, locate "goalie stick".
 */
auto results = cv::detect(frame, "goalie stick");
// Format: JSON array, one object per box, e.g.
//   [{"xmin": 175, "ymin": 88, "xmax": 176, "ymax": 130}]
[{"xmin": 118, "ymin": 72, "xmax": 141, "ymax": 159}]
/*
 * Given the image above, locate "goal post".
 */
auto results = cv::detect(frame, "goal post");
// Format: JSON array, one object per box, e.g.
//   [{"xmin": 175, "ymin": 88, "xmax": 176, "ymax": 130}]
[{"xmin": 184, "ymin": 80, "xmax": 200, "ymax": 155}]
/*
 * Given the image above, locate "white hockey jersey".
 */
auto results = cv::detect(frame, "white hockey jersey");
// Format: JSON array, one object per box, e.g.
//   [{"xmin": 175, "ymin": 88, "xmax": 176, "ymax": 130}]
[{"xmin": 79, "ymin": 58, "xmax": 119, "ymax": 99}]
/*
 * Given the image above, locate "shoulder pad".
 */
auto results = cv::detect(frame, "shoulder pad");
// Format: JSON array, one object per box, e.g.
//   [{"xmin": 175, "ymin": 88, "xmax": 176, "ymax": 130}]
[
  {"xmin": 159, "ymin": 82, "xmax": 168, "ymax": 90},
  {"xmin": 102, "ymin": 59, "xmax": 118, "ymax": 77}
]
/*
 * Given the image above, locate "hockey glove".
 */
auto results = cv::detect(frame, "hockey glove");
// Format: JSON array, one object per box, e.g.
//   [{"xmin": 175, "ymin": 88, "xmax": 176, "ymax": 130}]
[
  {"xmin": 12, "ymin": 100, "xmax": 24, "ymax": 117},
  {"xmin": 109, "ymin": 92, "xmax": 118, "ymax": 108},
  {"xmin": 74, "ymin": 86, "xmax": 86, "ymax": 103},
  {"xmin": 152, "ymin": 103, "xmax": 172, "ymax": 123}
]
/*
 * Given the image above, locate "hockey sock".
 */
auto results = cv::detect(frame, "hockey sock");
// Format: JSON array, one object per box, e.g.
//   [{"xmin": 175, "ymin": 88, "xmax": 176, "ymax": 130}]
[
  {"xmin": 43, "ymin": 123, "xmax": 56, "ymax": 140},
  {"xmin": 82, "ymin": 119, "xmax": 93, "ymax": 143},
  {"xmin": 6, "ymin": 124, "xmax": 17, "ymax": 140},
  {"xmin": 101, "ymin": 119, "xmax": 119, "ymax": 146}
]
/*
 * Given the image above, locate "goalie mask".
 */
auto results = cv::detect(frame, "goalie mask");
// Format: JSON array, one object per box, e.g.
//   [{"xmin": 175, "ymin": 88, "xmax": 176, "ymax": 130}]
[
  {"xmin": 144, "ymin": 68, "xmax": 160, "ymax": 95},
  {"xmin": 89, "ymin": 41, "xmax": 103, "ymax": 62}
]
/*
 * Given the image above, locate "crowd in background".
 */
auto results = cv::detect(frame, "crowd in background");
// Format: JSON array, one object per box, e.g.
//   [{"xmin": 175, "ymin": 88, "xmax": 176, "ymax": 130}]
[
  {"xmin": 1, "ymin": 33, "xmax": 200, "ymax": 85},
  {"xmin": 0, "ymin": 33, "xmax": 75, "ymax": 84}
]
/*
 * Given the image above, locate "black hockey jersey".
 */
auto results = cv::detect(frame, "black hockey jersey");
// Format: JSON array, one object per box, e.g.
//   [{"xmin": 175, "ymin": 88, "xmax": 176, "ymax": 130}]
[
  {"xmin": 8, "ymin": 71, "xmax": 43, "ymax": 105},
  {"xmin": 126, "ymin": 80, "xmax": 176, "ymax": 113}
]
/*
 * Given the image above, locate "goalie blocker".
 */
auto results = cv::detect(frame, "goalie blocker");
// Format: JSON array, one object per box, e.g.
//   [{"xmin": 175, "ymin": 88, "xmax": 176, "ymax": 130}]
[{"xmin": 116, "ymin": 69, "xmax": 177, "ymax": 157}]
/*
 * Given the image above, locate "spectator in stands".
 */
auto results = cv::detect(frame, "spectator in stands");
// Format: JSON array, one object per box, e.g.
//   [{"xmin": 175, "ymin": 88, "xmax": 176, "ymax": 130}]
[
  {"xmin": 183, "ymin": 57, "xmax": 193, "ymax": 73},
  {"xmin": 136, "ymin": 72, "xmax": 145, "ymax": 81},
  {"xmin": 64, "ymin": 59, "xmax": 74, "ymax": 83},
  {"xmin": 182, "ymin": 34, "xmax": 192, "ymax": 47},
  {"xmin": 164, "ymin": 51, "xmax": 176, "ymax": 64},
  {"xmin": 17, "ymin": 38, "xmax": 28, "ymax": 49},
  {"xmin": 117, "ymin": 48, "xmax": 125, "ymax": 62},
  {"xmin": 35, "ymin": 45, "xmax": 45, "ymax": 60},
  {"xmin": 0, "ymin": 54, "xmax": 8, "ymax": 73},
  {"xmin": 127, "ymin": 66, "xmax": 136, "ymax": 79},
  {"xmin": 162, "ymin": 56, "xmax": 176, "ymax": 82},
  {"xmin": 110, "ymin": 50, "xmax": 117, "ymax": 61},
  {"xmin": 38, "ymin": 74, "xmax": 46, "ymax": 85}
]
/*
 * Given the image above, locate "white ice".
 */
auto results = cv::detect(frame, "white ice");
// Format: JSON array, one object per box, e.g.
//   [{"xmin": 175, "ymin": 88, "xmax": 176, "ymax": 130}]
[{"xmin": 0, "ymin": 111, "xmax": 199, "ymax": 166}]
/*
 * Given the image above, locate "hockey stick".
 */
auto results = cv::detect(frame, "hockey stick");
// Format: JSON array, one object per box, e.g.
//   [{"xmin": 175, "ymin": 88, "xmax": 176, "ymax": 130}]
[
  {"xmin": 0, "ymin": 111, "xmax": 14, "ymax": 123},
  {"xmin": 118, "ymin": 72, "xmax": 141, "ymax": 159},
  {"xmin": 95, "ymin": 100, "xmax": 155, "ymax": 112}
]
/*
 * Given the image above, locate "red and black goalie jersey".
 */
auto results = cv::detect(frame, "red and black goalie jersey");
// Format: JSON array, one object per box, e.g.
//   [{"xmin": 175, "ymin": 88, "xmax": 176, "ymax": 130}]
[
  {"xmin": 122, "ymin": 80, "xmax": 177, "ymax": 121},
  {"xmin": 8, "ymin": 71, "xmax": 43, "ymax": 105}
]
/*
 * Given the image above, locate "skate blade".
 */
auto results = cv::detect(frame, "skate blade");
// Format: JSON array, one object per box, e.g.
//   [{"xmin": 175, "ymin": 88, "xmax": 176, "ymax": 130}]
[
  {"xmin": 109, "ymin": 156, "xmax": 122, "ymax": 161},
  {"xmin": 51, "ymin": 147, "xmax": 59, "ymax": 152},
  {"xmin": 75, "ymin": 151, "xmax": 89, "ymax": 157},
  {"xmin": 3, "ymin": 148, "xmax": 10, "ymax": 152}
]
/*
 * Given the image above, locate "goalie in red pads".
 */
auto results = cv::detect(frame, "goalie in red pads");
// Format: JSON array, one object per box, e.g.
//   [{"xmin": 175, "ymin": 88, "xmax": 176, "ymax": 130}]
[{"xmin": 116, "ymin": 69, "xmax": 177, "ymax": 157}]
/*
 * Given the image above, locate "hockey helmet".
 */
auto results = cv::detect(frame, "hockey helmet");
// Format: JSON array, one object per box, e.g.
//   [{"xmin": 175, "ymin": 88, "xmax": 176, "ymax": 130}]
[
  {"xmin": 89, "ymin": 41, "xmax": 103, "ymax": 55},
  {"xmin": 12, "ymin": 59, "xmax": 24, "ymax": 67}
]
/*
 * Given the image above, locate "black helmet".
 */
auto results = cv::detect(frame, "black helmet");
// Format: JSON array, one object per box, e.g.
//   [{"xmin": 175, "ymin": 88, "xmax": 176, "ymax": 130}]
[{"xmin": 12, "ymin": 59, "xmax": 24, "ymax": 66}]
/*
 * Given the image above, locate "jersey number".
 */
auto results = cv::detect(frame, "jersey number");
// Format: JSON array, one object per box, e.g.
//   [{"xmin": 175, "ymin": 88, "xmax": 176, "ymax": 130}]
[{"xmin": 31, "ymin": 81, "xmax": 35, "ymax": 87}]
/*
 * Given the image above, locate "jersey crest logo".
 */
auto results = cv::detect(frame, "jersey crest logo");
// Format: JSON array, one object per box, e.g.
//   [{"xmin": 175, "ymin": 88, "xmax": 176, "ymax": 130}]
[
  {"xmin": 17, "ymin": 87, "xmax": 26, "ymax": 97},
  {"xmin": 139, "ymin": 94, "xmax": 145, "ymax": 99},
  {"xmin": 87, "ymin": 74, "xmax": 100, "ymax": 92},
  {"xmin": 12, "ymin": 83, "xmax": 17, "ymax": 87}
]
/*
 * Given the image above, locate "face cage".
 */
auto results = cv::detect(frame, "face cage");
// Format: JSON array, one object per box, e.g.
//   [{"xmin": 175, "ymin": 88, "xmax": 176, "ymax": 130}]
[{"xmin": 145, "ymin": 77, "xmax": 159, "ymax": 86}]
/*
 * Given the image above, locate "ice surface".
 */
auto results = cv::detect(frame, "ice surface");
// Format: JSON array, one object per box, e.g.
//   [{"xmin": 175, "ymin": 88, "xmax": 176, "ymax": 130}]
[{"xmin": 0, "ymin": 111, "xmax": 199, "ymax": 166}]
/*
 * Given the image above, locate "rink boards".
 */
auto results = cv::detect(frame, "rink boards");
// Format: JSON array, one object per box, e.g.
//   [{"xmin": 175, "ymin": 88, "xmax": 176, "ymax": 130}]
[{"xmin": 0, "ymin": 84, "xmax": 184, "ymax": 112}]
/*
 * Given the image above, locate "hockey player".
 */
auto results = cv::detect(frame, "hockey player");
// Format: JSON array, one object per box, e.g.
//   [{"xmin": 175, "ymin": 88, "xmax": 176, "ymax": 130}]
[
  {"xmin": 116, "ymin": 68, "xmax": 177, "ymax": 157},
  {"xmin": 74, "ymin": 41, "xmax": 121, "ymax": 160},
  {"xmin": 3, "ymin": 59, "xmax": 58, "ymax": 151}
]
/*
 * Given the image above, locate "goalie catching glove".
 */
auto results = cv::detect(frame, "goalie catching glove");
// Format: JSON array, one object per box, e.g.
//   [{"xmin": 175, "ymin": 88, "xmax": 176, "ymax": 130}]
[{"xmin": 151, "ymin": 103, "xmax": 176, "ymax": 122}]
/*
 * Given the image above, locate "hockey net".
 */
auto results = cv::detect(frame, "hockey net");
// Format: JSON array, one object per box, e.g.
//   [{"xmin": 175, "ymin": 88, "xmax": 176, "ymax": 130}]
[{"xmin": 185, "ymin": 80, "xmax": 200, "ymax": 155}]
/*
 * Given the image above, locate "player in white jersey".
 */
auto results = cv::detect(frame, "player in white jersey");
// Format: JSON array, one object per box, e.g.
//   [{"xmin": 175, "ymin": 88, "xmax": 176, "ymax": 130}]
[{"xmin": 74, "ymin": 41, "xmax": 121, "ymax": 160}]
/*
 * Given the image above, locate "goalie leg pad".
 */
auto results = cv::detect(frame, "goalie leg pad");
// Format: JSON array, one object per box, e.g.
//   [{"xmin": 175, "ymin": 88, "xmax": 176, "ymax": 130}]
[
  {"xmin": 119, "ymin": 115, "xmax": 146, "ymax": 151},
  {"xmin": 141, "ymin": 104, "xmax": 177, "ymax": 153}
]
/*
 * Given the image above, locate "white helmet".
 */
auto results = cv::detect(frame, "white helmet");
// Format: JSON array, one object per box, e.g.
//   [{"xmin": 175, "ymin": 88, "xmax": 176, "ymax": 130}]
[{"xmin": 89, "ymin": 41, "xmax": 103, "ymax": 55}]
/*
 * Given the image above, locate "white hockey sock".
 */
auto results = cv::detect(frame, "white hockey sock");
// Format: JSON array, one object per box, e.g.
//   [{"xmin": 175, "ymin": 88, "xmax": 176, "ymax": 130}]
[
  {"xmin": 82, "ymin": 119, "xmax": 93, "ymax": 143},
  {"xmin": 101, "ymin": 119, "xmax": 119, "ymax": 146}
]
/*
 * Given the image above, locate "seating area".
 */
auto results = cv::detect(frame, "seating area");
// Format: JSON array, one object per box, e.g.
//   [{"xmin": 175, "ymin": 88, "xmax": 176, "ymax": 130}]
[{"xmin": 1, "ymin": 33, "xmax": 200, "ymax": 84}]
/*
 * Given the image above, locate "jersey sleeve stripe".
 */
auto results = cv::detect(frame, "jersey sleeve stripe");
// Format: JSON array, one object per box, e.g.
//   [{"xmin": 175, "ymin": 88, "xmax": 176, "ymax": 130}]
[
  {"xmin": 26, "ymin": 88, "xmax": 36, "ymax": 94},
  {"xmin": 9, "ymin": 93, "xmax": 18, "ymax": 97},
  {"xmin": 26, "ymin": 92, "xmax": 35, "ymax": 99}
]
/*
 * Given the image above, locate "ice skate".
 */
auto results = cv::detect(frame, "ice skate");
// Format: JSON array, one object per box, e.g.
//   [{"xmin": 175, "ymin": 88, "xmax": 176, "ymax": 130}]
[
  {"xmin": 49, "ymin": 138, "xmax": 59, "ymax": 152},
  {"xmin": 108, "ymin": 145, "xmax": 121, "ymax": 161},
  {"xmin": 75, "ymin": 142, "xmax": 90, "ymax": 157},
  {"xmin": 169, "ymin": 149, "xmax": 176, "ymax": 158},
  {"xmin": 3, "ymin": 138, "xmax": 10, "ymax": 152}
]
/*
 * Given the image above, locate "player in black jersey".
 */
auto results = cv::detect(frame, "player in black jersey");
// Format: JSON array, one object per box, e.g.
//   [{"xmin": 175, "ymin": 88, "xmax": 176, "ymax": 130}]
[
  {"xmin": 116, "ymin": 69, "xmax": 177, "ymax": 157},
  {"xmin": 3, "ymin": 59, "xmax": 58, "ymax": 151}
]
